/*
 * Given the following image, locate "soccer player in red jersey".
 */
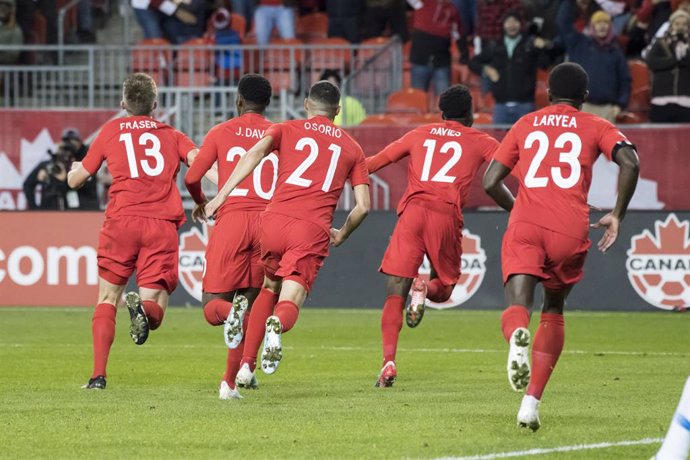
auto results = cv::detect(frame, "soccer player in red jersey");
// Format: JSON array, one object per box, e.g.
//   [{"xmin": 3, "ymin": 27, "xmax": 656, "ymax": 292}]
[
  {"xmin": 366, "ymin": 85, "xmax": 500, "ymax": 387},
  {"xmin": 184, "ymin": 74, "xmax": 276, "ymax": 400},
  {"xmin": 68, "ymin": 73, "xmax": 198, "ymax": 390},
  {"xmin": 483, "ymin": 62, "xmax": 640, "ymax": 430},
  {"xmin": 200, "ymin": 81, "xmax": 370, "ymax": 381}
]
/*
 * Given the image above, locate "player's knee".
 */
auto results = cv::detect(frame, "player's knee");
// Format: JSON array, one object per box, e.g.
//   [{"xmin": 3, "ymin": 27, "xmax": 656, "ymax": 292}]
[
  {"xmin": 386, "ymin": 276, "xmax": 411, "ymax": 297},
  {"xmin": 203, "ymin": 303, "xmax": 222, "ymax": 326},
  {"xmin": 427, "ymin": 283, "xmax": 453, "ymax": 303}
]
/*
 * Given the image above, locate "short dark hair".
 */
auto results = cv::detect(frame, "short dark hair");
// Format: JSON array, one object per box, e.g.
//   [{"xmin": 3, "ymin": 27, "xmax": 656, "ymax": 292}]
[
  {"xmin": 548, "ymin": 62, "xmax": 589, "ymax": 102},
  {"xmin": 238, "ymin": 73, "xmax": 272, "ymax": 107},
  {"xmin": 123, "ymin": 73, "xmax": 157, "ymax": 116},
  {"xmin": 438, "ymin": 84, "xmax": 473, "ymax": 121},
  {"xmin": 318, "ymin": 69, "xmax": 342, "ymax": 86},
  {"xmin": 308, "ymin": 80, "xmax": 341, "ymax": 107}
]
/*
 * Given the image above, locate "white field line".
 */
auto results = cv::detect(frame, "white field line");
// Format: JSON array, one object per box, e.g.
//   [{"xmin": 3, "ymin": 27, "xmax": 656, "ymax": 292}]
[
  {"xmin": 0, "ymin": 343, "xmax": 685, "ymax": 357},
  {"xmin": 435, "ymin": 437, "xmax": 662, "ymax": 460}
]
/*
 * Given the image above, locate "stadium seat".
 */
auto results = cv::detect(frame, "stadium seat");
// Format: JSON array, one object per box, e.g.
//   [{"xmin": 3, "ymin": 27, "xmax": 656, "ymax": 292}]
[
  {"xmin": 386, "ymin": 88, "xmax": 429, "ymax": 114},
  {"xmin": 360, "ymin": 114, "xmax": 397, "ymax": 125},
  {"xmin": 407, "ymin": 113, "xmax": 444, "ymax": 124},
  {"xmin": 131, "ymin": 39, "xmax": 172, "ymax": 86},
  {"xmin": 308, "ymin": 37, "xmax": 353, "ymax": 81},
  {"xmin": 616, "ymin": 111, "xmax": 647, "ymax": 124},
  {"xmin": 473, "ymin": 112, "xmax": 493, "ymax": 124},
  {"xmin": 628, "ymin": 60, "xmax": 651, "ymax": 113},
  {"xmin": 261, "ymin": 38, "xmax": 304, "ymax": 92},
  {"xmin": 176, "ymin": 38, "xmax": 214, "ymax": 87},
  {"xmin": 297, "ymin": 13, "xmax": 329, "ymax": 42}
]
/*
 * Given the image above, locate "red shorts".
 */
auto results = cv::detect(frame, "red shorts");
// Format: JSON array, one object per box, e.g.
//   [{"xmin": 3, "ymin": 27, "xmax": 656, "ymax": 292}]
[
  {"xmin": 260, "ymin": 212, "xmax": 330, "ymax": 292},
  {"xmin": 203, "ymin": 210, "xmax": 263, "ymax": 293},
  {"xmin": 97, "ymin": 215, "xmax": 179, "ymax": 293},
  {"xmin": 502, "ymin": 222, "xmax": 591, "ymax": 291},
  {"xmin": 380, "ymin": 201, "xmax": 462, "ymax": 286}
]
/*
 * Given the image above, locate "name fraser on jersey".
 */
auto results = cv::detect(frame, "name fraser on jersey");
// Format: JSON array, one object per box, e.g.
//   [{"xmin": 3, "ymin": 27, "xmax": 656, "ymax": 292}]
[
  {"xmin": 119, "ymin": 120, "xmax": 158, "ymax": 130},
  {"xmin": 532, "ymin": 114, "xmax": 578, "ymax": 128}
]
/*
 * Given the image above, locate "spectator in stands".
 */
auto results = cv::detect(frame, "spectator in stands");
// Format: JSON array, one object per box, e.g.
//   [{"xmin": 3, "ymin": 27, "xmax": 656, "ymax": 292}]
[
  {"xmin": 326, "ymin": 0, "xmax": 365, "ymax": 43},
  {"xmin": 470, "ymin": 10, "xmax": 556, "ymax": 123},
  {"xmin": 319, "ymin": 69, "xmax": 367, "ymax": 125},
  {"xmin": 362, "ymin": 0, "xmax": 408, "ymax": 41},
  {"xmin": 0, "ymin": 0, "xmax": 23, "ymax": 65},
  {"xmin": 15, "ymin": 0, "xmax": 57, "ymax": 48},
  {"xmin": 254, "ymin": 0, "xmax": 297, "ymax": 46},
  {"xmin": 557, "ymin": 1, "xmax": 631, "ymax": 122},
  {"xmin": 522, "ymin": 0, "xmax": 563, "ymax": 40},
  {"xmin": 640, "ymin": 0, "xmax": 690, "ymax": 57},
  {"xmin": 408, "ymin": 0, "xmax": 464, "ymax": 95},
  {"xmin": 131, "ymin": 0, "xmax": 204, "ymax": 44},
  {"xmin": 231, "ymin": 0, "xmax": 254, "ymax": 25},
  {"xmin": 594, "ymin": 0, "xmax": 630, "ymax": 35},
  {"xmin": 78, "ymin": 0, "xmax": 96, "ymax": 43},
  {"xmin": 645, "ymin": 9, "xmax": 690, "ymax": 122},
  {"xmin": 475, "ymin": 0, "xmax": 523, "ymax": 48}
]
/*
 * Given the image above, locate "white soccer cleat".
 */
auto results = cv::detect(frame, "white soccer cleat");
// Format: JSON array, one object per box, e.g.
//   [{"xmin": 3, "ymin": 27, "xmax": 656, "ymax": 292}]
[
  {"xmin": 517, "ymin": 394, "xmax": 541, "ymax": 431},
  {"xmin": 219, "ymin": 381, "xmax": 243, "ymax": 400},
  {"xmin": 224, "ymin": 294, "xmax": 249, "ymax": 349},
  {"xmin": 261, "ymin": 316, "xmax": 283, "ymax": 375},
  {"xmin": 236, "ymin": 363, "xmax": 259, "ymax": 389},
  {"xmin": 406, "ymin": 278, "xmax": 427, "ymax": 328},
  {"xmin": 507, "ymin": 327, "xmax": 531, "ymax": 392}
]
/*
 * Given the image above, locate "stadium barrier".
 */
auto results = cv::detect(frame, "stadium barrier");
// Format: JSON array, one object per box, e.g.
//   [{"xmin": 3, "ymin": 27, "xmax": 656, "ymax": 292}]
[
  {"xmin": 1, "ymin": 210, "xmax": 688, "ymax": 312},
  {"xmin": 0, "ymin": 40, "xmax": 402, "ymax": 117}
]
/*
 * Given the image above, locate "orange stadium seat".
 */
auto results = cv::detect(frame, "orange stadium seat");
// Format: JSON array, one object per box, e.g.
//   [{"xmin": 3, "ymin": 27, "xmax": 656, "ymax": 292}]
[
  {"xmin": 131, "ymin": 39, "xmax": 172, "ymax": 86},
  {"xmin": 297, "ymin": 13, "xmax": 329, "ymax": 42},
  {"xmin": 229, "ymin": 13, "xmax": 247, "ymax": 39},
  {"xmin": 261, "ymin": 38, "xmax": 304, "ymax": 91},
  {"xmin": 407, "ymin": 113, "xmax": 444, "ymax": 124},
  {"xmin": 628, "ymin": 60, "xmax": 651, "ymax": 113},
  {"xmin": 360, "ymin": 114, "xmax": 397, "ymax": 125},
  {"xmin": 308, "ymin": 37, "xmax": 352, "ymax": 83},
  {"xmin": 176, "ymin": 38, "xmax": 214, "ymax": 87},
  {"xmin": 386, "ymin": 88, "xmax": 429, "ymax": 114},
  {"xmin": 473, "ymin": 112, "xmax": 493, "ymax": 124}
]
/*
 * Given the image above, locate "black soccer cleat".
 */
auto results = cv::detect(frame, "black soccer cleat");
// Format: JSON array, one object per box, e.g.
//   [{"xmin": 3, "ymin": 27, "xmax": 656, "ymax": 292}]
[
  {"xmin": 82, "ymin": 375, "xmax": 106, "ymax": 390},
  {"xmin": 125, "ymin": 292, "xmax": 149, "ymax": 345}
]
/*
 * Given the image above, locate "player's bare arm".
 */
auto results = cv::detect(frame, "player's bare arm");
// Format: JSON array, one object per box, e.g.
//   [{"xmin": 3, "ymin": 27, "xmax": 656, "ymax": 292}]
[
  {"xmin": 67, "ymin": 161, "xmax": 92, "ymax": 189},
  {"xmin": 202, "ymin": 135, "xmax": 274, "ymax": 219},
  {"xmin": 482, "ymin": 160, "xmax": 515, "ymax": 212},
  {"xmin": 330, "ymin": 184, "xmax": 371, "ymax": 247},
  {"xmin": 186, "ymin": 148, "xmax": 199, "ymax": 166},
  {"xmin": 591, "ymin": 146, "xmax": 640, "ymax": 253}
]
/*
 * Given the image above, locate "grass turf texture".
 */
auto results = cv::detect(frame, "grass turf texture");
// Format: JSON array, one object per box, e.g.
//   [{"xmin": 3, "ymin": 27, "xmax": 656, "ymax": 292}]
[{"xmin": 0, "ymin": 308, "xmax": 687, "ymax": 459}]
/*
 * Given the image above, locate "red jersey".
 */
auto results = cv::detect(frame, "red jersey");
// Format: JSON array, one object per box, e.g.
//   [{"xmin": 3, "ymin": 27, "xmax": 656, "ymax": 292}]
[
  {"xmin": 264, "ymin": 115, "xmax": 370, "ymax": 234},
  {"xmin": 185, "ymin": 113, "xmax": 276, "ymax": 218},
  {"xmin": 369, "ymin": 120, "xmax": 498, "ymax": 219},
  {"xmin": 494, "ymin": 104, "xmax": 632, "ymax": 241},
  {"xmin": 82, "ymin": 116, "xmax": 195, "ymax": 225}
]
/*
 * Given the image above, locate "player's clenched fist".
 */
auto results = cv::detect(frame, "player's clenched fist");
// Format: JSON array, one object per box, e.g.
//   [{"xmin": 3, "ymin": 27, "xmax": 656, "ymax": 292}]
[
  {"xmin": 191, "ymin": 200, "xmax": 208, "ymax": 223},
  {"xmin": 203, "ymin": 197, "xmax": 222, "ymax": 220},
  {"xmin": 329, "ymin": 228, "xmax": 346, "ymax": 247}
]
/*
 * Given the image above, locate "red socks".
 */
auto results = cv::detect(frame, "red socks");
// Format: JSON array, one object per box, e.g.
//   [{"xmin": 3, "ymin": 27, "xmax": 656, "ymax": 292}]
[
  {"xmin": 240, "ymin": 288, "xmax": 278, "ymax": 371},
  {"xmin": 527, "ymin": 313, "xmax": 565, "ymax": 400},
  {"xmin": 203, "ymin": 298, "xmax": 232, "ymax": 326},
  {"xmin": 223, "ymin": 314, "xmax": 250, "ymax": 388},
  {"xmin": 143, "ymin": 301, "xmax": 164, "ymax": 330},
  {"xmin": 274, "ymin": 300, "xmax": 299, "ymax": 332},
  {"xmin": 381, "ymin": 295, "xmax": 405, "ymax": 364},
  {"xmin": 426, "ymin": 279, "xmax": 453, "ymax": 303},
  {"xmin": 92, "ymin": 303, "xmax": 116, "ymax": 378},
  {"xmin": 501, "ymin": 305, "xmax": 530, "ymax": 342}
]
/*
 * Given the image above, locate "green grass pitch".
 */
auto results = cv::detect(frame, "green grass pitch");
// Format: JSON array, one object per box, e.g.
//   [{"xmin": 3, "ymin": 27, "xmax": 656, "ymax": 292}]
[{"xmin": 1, "ymin": 307, "xmax": 688, "ymax": 459}]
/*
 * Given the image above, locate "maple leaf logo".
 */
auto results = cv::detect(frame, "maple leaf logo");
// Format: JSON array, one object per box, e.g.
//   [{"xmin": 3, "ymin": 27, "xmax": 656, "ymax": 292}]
[{"xmin": 626, "ymin": 214, "xmax": 690, "ymax": 311}]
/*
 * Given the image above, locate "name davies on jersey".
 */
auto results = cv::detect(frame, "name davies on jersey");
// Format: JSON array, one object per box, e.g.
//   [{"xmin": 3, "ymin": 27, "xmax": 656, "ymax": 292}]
[
  {"xmin": 233, "ymin": 127, "xmax": 266, "ymax": 139},
  {"xmin": 119, "ymin": 120, "xmax": 158, "ymax": 130},
  {"xmin": 429, "ymin": 127, "xmax": 461, "ymax": 137},
  {"xmin": 532, "ymin": 114, "xmax": 578, "ymax": 128}
]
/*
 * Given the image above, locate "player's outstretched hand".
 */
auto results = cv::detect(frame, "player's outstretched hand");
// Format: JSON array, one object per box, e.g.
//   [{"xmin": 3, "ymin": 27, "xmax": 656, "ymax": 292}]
[
  {"xmin": 591, "ymin": 213, "xmax": 620, "ymax": 253},
  {"xmin": 192, "ymin": 200, "xmax": 208, "ymax": 223},
  {"xmin": 329, "ymin": 228, "xmax": 346, "ymax": 247}
]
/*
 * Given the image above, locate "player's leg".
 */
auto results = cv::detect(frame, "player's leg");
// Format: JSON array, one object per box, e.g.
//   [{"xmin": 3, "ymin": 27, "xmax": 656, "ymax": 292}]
[
  {"xmin": 260, "ymin": 277, "xmax": 308, "ymax": 375},
  {"xmin": 655, "ymin": 375, "xmax": 690, "ymax": 460},
  {"xmin": 376, "ymin": 275, "xmax": 413, "ymax": 388},
  {"xmin": 83, "ymin": 277, "xmax": 126, "ymax": 390},
  {"xmin": 238, "ymin": 276, "xmax": 281, "ymax": 383},
  {"xmin": 426, "ymin": 267, "xmax": 454, "ymax": 303}
]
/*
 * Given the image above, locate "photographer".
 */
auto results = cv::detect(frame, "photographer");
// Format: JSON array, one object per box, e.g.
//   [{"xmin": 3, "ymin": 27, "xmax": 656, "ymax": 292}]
[
  {"xmin": 23, "ymin": 146, "xmax": 73, "ymax": 210},
  {"xmin": 62, "ymin": 128, "xmax": 99, "ymax": 209},
  {"xmin": 645, "ymin": 10, "xmax": 690, "ymax": 123}
]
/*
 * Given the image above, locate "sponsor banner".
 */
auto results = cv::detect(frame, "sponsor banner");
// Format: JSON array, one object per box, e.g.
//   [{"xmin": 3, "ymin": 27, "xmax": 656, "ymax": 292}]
[{"xmin": 2, "ymin": 210, "xmax": 689, "ymax": 311}]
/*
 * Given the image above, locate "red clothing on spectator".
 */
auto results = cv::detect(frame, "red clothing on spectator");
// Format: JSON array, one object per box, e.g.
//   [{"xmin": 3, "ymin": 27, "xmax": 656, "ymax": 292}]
[
  {"xmin": 475, "ymin": 0, "xmax": 522, "ymax": 42},
  {"xmin": 412, "ymin": 0, "xmax": 462, "ymax": 39},
  {"xmin": 260, "ymin": 0, "xmax": 283, "ymax": 5}
]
